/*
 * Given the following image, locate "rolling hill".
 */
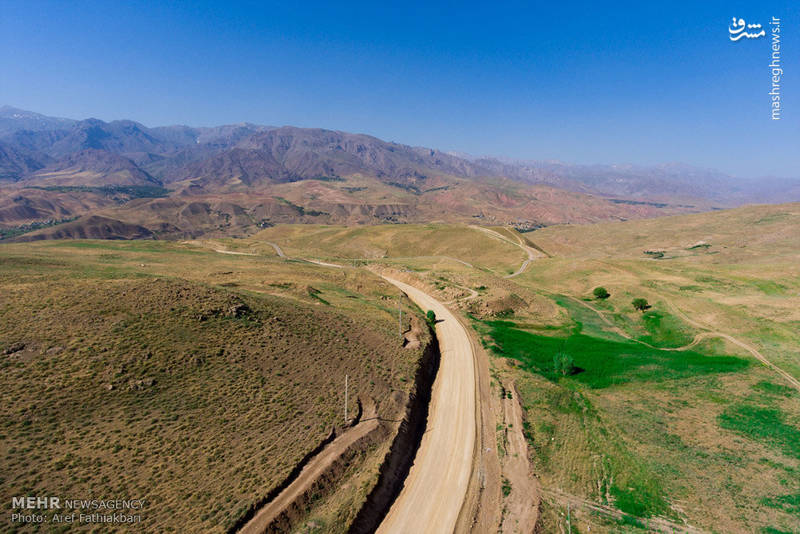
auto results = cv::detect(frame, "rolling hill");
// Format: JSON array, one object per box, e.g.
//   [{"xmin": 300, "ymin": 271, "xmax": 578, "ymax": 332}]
[
  {"xmin": 1, "ymin": 107, "xmax": 798, "ymax": 241},
  {"xmin": 0, "ymin": 240, "xmax": 429, "ymax": 532}
]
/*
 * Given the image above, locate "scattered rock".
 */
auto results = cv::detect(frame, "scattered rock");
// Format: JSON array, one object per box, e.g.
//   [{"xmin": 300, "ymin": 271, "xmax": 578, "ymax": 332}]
[
  {"xmin": 226, "ymin": 303, "xmax": 250, "ymax": 318},
  {"xmin": 128, "ymin": 378, "xmax": 156, "ymax": 390}
]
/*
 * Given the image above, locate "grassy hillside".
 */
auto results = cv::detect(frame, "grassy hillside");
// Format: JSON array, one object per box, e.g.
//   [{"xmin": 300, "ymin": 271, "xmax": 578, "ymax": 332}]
[
  {"xmin": 0, "ymin": 241, "xmax": 426, "ymax": 533},
  {"xmin": 259, "ymin": 207, "xmax": 799, "ymax": 532},
  {"xmin": 252, "ymin": 223, "xmax": 528, "ymax": 273},
  {"xmin": 2, "ymin": 202, "xmax": 798, "ymax": 533},
  {"xmin": 494, "ymin": 204, "xmax": 800, "ymax": 532}
]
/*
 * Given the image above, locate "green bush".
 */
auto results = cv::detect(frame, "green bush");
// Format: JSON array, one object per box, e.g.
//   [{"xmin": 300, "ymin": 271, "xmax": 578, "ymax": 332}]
[
  {"xmin": 593, "ymin": 287, "xmax": 610, "ymax": 299},
  {"xmin": 553, "ymin": 352, "xmax": 575, "ymax": 376},
  {"xmin": 632, "ymin": 298, "xmax": 650, "ymax": 312}
]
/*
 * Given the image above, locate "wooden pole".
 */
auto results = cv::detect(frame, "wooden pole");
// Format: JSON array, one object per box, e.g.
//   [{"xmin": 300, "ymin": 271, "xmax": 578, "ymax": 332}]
[{"xmin": 567, "ymin": 502, "xmax": 571, "ymax": 534}]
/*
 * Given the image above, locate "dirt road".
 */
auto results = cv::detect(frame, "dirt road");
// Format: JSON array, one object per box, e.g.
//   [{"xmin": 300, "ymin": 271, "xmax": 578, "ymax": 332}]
[
  {"xmin": 468, "ymin": 225, "xmax": 542, "ymax": 278},
  {"xmin": 239, "ymin": 417, "xmax": 379, "ymax": 534},
  {"xmin": 265, "ymin": 242, "xmax": 286, "ymax": 258},
  {"xmin": 305, "ymin": 258, "xmax": 343, "ymax": 268},
  {"xmin": 213, "ymin": 249, "xmax": 256, "ymax": 256},
  {"xmin": 378, "ymin": 276, "xmax": 477, "ymax": 534},
  {"xmin": 499, "ymin": 380, "xmax": 540, "ymax": 533},
  {"xmin": 664, "ymin": 299, "xmax": 800, "ymax": 392}
]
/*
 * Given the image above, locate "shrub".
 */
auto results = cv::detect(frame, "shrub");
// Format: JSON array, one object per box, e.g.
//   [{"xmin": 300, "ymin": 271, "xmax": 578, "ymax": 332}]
[
  {"xmin": 632, "ymin": 298, "xmax": 650, "ymax": 312},
  {"xmin": 593, "ymin": 287, "xmax": 610, "ymax": 299},
  {"xmin": 553, "ymin": 352, "xmax": 575, "ymax": 376},
  {"xmin": 426, "ymin": 310, "xmax": 436, "ymax": 325}
]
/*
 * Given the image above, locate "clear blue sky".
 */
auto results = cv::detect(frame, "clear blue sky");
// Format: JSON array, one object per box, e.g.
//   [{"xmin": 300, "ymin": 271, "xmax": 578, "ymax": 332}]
[{"xmin": 1, "ymin": 0, "xmax": 798, "ymax": 177}]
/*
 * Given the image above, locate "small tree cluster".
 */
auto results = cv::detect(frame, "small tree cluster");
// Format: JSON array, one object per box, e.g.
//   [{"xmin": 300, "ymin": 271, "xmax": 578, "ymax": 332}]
[
  {"xmin": 632, "ymin": 298, "xmax": 650, "ymax": 312},
  {"xmin": 593, "ymin": 287, "xmax": 610, "ymax": 300},
  {"xmin": 553, "ymin": 352, "xmax": 575, "ymax": 376}
]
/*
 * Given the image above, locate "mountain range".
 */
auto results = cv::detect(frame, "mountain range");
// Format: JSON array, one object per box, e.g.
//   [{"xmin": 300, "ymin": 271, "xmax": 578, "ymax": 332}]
[{"xmin": 1, "ymin": 105, "xmax": 797, "ymax": 241}]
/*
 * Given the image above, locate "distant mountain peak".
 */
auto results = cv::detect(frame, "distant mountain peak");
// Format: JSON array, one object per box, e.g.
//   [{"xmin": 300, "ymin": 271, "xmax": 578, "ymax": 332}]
[
  {"xmin": 0, "ymin": 107, "xmax": 797, "ymax": 209},
  {"xmin": 0, "ymin": 106, "xmax": 77, "ymax": 136}
]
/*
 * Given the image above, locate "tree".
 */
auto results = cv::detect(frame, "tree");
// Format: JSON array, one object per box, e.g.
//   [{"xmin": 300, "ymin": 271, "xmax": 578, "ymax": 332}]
[
  {"xmin": 426, "ymin": 310, "xmax": 436, "ymax": 325},
  {"xmin": 553, "ymin": 352, "xmax": 575, "ymax": 376},
  {"xmin": 593, "ymin": 287, "xmax": 610, "ymax": 300},
  {"xmin": 632, "ymin": 298, "xmax": 650, "ymax": 312}
]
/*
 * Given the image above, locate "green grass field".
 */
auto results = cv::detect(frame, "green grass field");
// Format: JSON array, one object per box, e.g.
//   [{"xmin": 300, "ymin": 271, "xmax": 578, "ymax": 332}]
[{"xmin": 482, "ymin": 319, "xmax": 749, "ymax": 389}]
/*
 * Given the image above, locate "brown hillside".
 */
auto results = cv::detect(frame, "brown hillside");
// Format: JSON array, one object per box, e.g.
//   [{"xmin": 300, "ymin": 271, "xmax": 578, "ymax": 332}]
[{"xmin": 13, "ymin": 215, "xmax": 154, "ymax": 241}]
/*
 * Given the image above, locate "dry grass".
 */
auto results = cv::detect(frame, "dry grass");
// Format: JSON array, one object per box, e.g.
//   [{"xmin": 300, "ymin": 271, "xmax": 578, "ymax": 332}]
[
  {"xmin": 2, "ymin": 202, "xmax": 798, "ymax": 533},
  {"xmin": 263, "ymin": 207, "xmax": 800, "ymax": 532},
  {"xmin": 251, "ymin": 223, "xmax": 528, "ymax": 273},
  {"xmin": 0, "ymin": 240, "xmax": 426, "ymax": 533},
  {"xmin": 492, "ymin": 203, "xmax": 800, "ymax": 532}
]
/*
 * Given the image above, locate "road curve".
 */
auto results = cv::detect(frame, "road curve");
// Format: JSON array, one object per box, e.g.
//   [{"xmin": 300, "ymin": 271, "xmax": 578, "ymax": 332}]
[
  {"xmin": 378, "ymin": 276, "xmax": 477, "ymax": 534},
  {"xmin": 265, "ymin": 241, "xmax": 286, "ymax": 258},
  {"xmin": 468, "ymin": 225, "xmax": 542, "ymax": 278}
]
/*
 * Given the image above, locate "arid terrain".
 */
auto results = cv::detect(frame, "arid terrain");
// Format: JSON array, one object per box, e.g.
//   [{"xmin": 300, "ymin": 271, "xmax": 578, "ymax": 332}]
[
  {"xmin": 0, "ymin": 239, "xmax": 433, "ymax": 532},
  {"xmin": 4, "ymin": 1, "xmax": 800, "ymax": 531},
  {"xmin": 2, "ymin": 106, "xmax": 799, "ymax": 534},
  {"xmin": 3, "ymin": 106, "xmax": 799, "ymax": 245},
  {"xmin": 245, "ymin": 202, "xmax": 799, "ymax": 533}
]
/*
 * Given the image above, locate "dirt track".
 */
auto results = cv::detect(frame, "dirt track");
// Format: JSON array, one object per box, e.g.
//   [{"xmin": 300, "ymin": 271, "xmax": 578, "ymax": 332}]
[
  {"xmin": 468, "ymin": 225, "xmax": 542, "ymax": 278},
  {"xmin": 238, "ymin": 417, "xmax": 379, "ymax": 534},
  {"xmin": 213, "ymin": 249, "xmax": 256, "ymax": 256},
  {"xmin": 377, "ymin": 276, "xmax": 477, "ymax": 534},
  {"xmin": 499, "ymin": 379, "xmax": 540, "ymax": 533},
  {"xmin": 663, "ymin": 298, "xmax": 800, "ymax": 392},
  {"xmin": 265, "ymin": 242, "xmax": 286, "ymax": 257}
]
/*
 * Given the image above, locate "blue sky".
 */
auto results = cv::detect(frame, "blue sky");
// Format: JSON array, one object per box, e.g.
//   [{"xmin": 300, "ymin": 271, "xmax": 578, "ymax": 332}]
[{"xmin": 1, "ymin": 0, "xmax": 798, "ymax": 177}]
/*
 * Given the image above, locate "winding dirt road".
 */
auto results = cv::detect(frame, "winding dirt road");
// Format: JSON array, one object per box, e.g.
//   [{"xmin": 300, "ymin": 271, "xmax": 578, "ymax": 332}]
[
  {"xmin": 378, "ymin": 276, "xmax": 477, "ymax": 534},
  {"xmin": 468, "ymin": 225, "xmax": 543, "ymax": 278},
  {"xmin": 664, "ymin": 298, "xmax": 800, "ymax": 392}
]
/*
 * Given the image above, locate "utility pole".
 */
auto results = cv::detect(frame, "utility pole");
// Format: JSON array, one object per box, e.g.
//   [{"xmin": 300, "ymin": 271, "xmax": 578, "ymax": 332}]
[
  {"xmin": 567, "ymin": 502, "xmax": 571, "ymax": 534},
  {"xmin": 344, "ymin": 374, "xmax": 348, "ymax": 423}
]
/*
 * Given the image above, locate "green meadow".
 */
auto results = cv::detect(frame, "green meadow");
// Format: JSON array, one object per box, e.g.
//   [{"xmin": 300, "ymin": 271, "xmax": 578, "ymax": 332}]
[{"xmin": 482, "ymin": 319, "xmax": 749, "ymax": 389}]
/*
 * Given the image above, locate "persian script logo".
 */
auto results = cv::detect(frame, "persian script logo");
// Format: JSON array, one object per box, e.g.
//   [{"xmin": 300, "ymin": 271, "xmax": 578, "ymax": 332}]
[{"xmin": 729, "ymin": 17, "xmax": 765, "ymax": 41}]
